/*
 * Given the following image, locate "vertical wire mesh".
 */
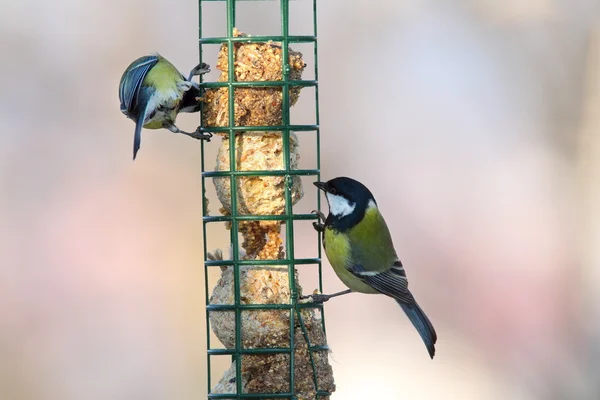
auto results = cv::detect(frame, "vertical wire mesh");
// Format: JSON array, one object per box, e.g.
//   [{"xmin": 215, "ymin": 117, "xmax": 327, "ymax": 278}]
[{"xmin": 199, "ymin": 1, "xmax": 327, "ymax": 398}]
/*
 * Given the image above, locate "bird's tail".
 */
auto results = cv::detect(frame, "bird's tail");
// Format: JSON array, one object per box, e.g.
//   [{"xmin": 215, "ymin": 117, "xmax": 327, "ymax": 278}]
[
  {"xmin": 133, "ymin": 87, "xmax": 152, "ymax": 160},
  {"xmin": 133, "ymin": 112, "xmax": 144, "ymax": 160},
  {"xmin": 397, "ymin": 300, "xmax": 437, "ymax": 359}
]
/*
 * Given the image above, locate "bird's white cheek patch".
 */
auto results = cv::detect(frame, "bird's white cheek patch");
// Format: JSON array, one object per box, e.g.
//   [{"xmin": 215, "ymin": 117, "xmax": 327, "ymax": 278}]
[{"xmin": 326, "ymin": 193, "xmax": 356, "ymax": 217}]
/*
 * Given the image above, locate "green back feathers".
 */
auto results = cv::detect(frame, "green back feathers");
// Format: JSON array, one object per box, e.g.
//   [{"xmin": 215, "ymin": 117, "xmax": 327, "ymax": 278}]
[
  {"xmin": 323, "ymin": 205, "xmax": 398, "ymax": 293},
  {"xmin": 347, "ymin": 206, "xmax": 397, "ymax": 273},
  {"xmin": 141, "ymin": 56, "xmax": 187, "ymax": 129},
  {"xmin": 143, "ymin": 56, "xmax": 184, "ymax": 92}
]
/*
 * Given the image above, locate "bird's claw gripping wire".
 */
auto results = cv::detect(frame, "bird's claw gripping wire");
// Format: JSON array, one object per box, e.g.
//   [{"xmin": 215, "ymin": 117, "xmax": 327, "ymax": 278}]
[
  {"xmin": 299, "ymin": 293, "xmax": 331, "ymax": 303},
  {"xmin": 166, "ymin": 124, "xmax": 213, "ymax": 142},
  {"xmin": 299, "ymin": 289, "xmax": 352, "ymax": 304},
  {"xmin": 190, "ymin": 127, "xmax": 213, "ymax": 142},
  {"xmin": 188, "ymin": 62, "xmax": 211, "ymax": 81},
  {"xmin": 312, "ymin": 210, "xmax": 326, "ymax": 232}
]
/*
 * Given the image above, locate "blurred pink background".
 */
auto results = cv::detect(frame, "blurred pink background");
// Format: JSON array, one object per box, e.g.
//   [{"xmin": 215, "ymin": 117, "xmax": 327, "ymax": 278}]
[{"xmin": 1, "ymin": 0, "xmax": 600, "ymax": 399}]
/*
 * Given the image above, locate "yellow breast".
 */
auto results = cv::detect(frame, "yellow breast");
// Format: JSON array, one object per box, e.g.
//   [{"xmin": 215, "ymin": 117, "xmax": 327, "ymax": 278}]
[
  {"xmin": 324, "ymin": 228, "xmax": 350, "ymax": 270},
  {"xmin": 324, "ymin": 227, "xmax": 379, "ymax": 294}
]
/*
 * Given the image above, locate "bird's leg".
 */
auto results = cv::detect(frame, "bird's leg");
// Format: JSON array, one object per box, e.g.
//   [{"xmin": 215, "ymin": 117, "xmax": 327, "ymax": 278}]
[
  {"xmin": 166, "ymin": 124, "xmax": 212, "ymax": 141},
  {"xmin": 311, "ymin": 209, "xmax": 326, "ymax": 232},
  {"xmin": 300, "ymin": 289, "xmax": 353, "ymax": 303},
  {"xmin": 188, "ymin": 62, "xmax": 211, "ymax": 81}
]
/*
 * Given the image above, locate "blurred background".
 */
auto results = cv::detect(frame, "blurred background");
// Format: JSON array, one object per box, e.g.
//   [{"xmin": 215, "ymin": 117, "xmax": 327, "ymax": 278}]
[{"xmin": 1, "ymin": 0, "xmax": 600, "ymax": 399}]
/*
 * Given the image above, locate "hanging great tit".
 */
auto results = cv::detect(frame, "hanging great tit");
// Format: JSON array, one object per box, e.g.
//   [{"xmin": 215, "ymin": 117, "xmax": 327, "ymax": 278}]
[
  {"xmin": 309, "ymin": 177, "xmax": 438, "ymax": 358},
  {"xmin": 119, "ymin": 53, "xmax": 212, "ymax": 159}
]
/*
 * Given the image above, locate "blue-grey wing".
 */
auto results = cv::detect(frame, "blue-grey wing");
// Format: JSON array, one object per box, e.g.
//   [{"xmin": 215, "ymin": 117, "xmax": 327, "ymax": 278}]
[
  {"xmin": 119, "ymin": 55, "xmax": 159, "ymax": 115},
  {"xmin": 350, "ymin": 261, "xmax": 415, "ymax": 305}
]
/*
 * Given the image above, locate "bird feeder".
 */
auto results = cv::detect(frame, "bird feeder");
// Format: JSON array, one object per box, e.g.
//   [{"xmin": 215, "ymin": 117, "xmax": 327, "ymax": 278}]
[{"xmin": 198, "ymin": 1, "xmax": 334, "ymax": 399}]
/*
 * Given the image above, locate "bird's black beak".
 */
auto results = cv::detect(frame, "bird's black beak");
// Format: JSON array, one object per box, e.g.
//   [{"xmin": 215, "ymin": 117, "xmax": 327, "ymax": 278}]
[{"xmin": 313, "ymin": 181, "xmax": 326, "ymax": 192}]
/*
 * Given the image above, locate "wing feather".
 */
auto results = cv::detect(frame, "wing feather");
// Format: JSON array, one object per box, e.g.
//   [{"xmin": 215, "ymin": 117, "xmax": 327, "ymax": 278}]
[
  {"xmin": 119, "ymin": 55, "xmax": 159, "ymax": 115},
  {"xmin": 351, "ymin": 261, "xmax": 414, "ymax": 304}
]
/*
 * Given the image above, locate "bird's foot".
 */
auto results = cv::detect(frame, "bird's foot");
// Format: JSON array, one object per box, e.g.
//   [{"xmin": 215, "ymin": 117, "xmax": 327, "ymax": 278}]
[
  {"xmin": 311, "ymin": 210, "xmax": 326, "ymax": 232},
  {"xmin": 188, "ymin": 62, "xmax": 211, "ymax": 81},
  {"xmin": 299, "ymin": 289, "xmax": 353, "ymax": 304},
  {"xmin": 167, "ymin": 124, "xmax": 213, "ymax": 142},
  {"xmin": 312, "ymin": 222, "xmax": 324, "ymax": 232},
  {"xmin": 189, "ymin": 127, "xmax": 213, "ymax": 142},
  {"xmin": 299, "ymin": 293, "xmax": 332, "ymax": 304},
  {"xmin": 299, "ymin": 289, "xmax": 352, "ymax": 304}
]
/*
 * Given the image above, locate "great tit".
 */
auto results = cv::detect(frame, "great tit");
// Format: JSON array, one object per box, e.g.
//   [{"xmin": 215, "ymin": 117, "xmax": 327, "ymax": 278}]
[
  {"xmin": 310, "ymin": 177, "xmax": 438, "ymax": 358},
  {"xmin": 119, "ymin": 54, "xmax": 212, "ymax": 159}
]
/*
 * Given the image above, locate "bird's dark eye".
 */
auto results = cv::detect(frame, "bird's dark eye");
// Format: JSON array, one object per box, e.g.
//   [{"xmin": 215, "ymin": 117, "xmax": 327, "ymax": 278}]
[{"xmin": 329, "ymin": 187, "xmax": 337, "ymax": 195}]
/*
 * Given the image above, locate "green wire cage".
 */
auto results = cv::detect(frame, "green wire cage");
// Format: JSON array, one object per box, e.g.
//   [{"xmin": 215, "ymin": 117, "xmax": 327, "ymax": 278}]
[{"xmin": 198, "ymin": 0, "xmax": 334, "ymax": 399}]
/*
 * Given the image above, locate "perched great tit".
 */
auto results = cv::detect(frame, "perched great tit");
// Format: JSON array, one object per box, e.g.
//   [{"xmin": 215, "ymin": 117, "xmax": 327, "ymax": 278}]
[
  {"xmin": 310, "ymin": 177, "xmax": 438, "ymax": 358},
  {"xmin": 119, "ymin": 53, "xmax": 212, "ymax": 159}
]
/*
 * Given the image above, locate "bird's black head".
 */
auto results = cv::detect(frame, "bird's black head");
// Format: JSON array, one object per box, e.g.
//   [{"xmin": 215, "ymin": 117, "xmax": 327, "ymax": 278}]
[
  {"xmin": 313, "ymin": 177, "xmax": 377, "ymax": 231},
  {"xmin": 179, "ymin": 83, "xmax": 203, "ymax": 113}
]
